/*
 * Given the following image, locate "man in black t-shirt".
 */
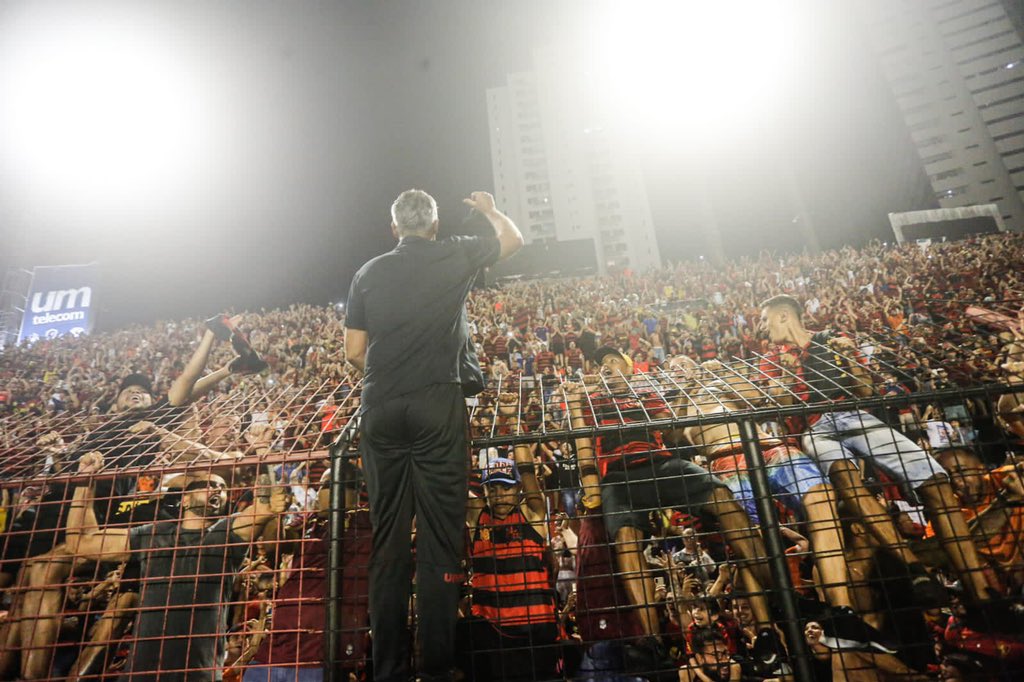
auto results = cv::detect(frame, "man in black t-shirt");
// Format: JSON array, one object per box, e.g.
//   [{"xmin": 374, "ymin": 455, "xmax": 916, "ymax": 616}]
[
  {"xmin": 6, "ymin": 373, "xmax": 185, "ymax": 680},
  {"xmin": 344, "ymin": 189, "xmax": 523, "ymax": 682},
  {"xmin": 66, "ymin": 451, "xmax": 286, "ymax": 682},
  {"xmin": 9, "ymin": 318, "xmax": 259, "ymax": 680}
]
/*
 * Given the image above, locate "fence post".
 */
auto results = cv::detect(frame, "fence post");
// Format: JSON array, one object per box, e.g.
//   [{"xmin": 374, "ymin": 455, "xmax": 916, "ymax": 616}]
[
  {"xmin": 325, "ymin": 419, "xmax": 357, "ymax": 682},
  {"xmin": 736, "ymin": 419, "xmax": 814, "ymax": 681}
]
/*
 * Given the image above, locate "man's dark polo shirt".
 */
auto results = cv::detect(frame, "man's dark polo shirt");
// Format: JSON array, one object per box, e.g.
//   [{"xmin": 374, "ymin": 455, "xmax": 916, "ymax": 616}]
[{"xmin": 345, "ymin": 234, "xmax": 500, "ymax": 410}]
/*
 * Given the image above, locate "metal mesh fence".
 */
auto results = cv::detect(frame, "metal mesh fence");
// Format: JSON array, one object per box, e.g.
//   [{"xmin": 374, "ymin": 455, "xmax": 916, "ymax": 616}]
[
  {"xmin": 1, "ymin": 297, "xmax": 1023, "ymax": 681},
  {"xmin": 0, "ymin": 377, "xmax": 366, "ymax": 681},
  {"xmin": 463, "ymin": 349, "xmax": 1024, "ymax": 681}
]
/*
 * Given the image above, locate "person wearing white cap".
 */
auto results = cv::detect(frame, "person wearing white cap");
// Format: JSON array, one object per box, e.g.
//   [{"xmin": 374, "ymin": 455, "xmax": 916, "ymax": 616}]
[{"xmin": 461, "ymin": 444, "xmax": 558, "ymax": 681}]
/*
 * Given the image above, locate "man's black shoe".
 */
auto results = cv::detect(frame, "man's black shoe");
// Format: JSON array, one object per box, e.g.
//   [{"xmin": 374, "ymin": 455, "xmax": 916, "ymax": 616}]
[
  {"xmin": 623, "ymin": 636, "xmax": 677, "ymax": 682},
  {"xmin": 229, "ymin": 352, "xmax": 268, "ymax": 375},
  {"xmin": 750, "ymin": 628, "xmax": 786, "ymax": 677},
  {"xmin": 223, "ymin": 320, "xmax": 265, "ymax": 374},
  {"xmin": 230, "ymin": 329, "xmax": 255, "ymax": 357},
  {"xmin": 962, "ymin": 590, "xmax": 1024, "ymax": 634},
  {"xmin": 205, "ymin": 314, "xmax": 232, "ymax": 341},
  {"xmin": 790, "ymin": 595, "xmax": 828, "ymax": 622},
  {"xmin": 820, "ymin": 605, "xmax": 897, "ymax": 653},
  {"xmin": 907, "ymin": 562, "xmax": 948, "ymax": 607}
]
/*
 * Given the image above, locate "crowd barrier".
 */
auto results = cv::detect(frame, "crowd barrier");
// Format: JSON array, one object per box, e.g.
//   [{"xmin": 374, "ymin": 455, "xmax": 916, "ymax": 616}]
[{"xmin": 1, "ymin": 326, "xmax": 1023, "ymax": 681}]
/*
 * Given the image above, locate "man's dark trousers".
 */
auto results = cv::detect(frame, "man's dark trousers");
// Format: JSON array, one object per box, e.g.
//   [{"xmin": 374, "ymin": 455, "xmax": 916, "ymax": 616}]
[{"xmin": 360, "ymin": 382, "xmax": 468, "ymax": 682}]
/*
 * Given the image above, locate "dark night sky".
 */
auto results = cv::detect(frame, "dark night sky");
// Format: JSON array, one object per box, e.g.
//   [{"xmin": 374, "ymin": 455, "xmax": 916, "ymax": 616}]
[{"xmin": 0, "ymin": 1, "xmax": 935, "ymax": 330}]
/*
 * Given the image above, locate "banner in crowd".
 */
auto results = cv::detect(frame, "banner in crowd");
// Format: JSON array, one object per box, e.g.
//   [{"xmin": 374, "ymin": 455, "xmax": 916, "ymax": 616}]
[{"xmin": 17, "ymin": 263, "xmax": 99, "ymax": 344}]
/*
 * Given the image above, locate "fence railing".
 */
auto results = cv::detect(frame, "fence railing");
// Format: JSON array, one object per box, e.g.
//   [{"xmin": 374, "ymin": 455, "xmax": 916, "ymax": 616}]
[{"xmin": 1, "ymin": 345, "xmax": 1022, "ymax": 680}]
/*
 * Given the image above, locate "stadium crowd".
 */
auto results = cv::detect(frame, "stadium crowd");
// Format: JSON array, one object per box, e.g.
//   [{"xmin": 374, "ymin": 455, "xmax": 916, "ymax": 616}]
[{"xmin": 0, "ymin": 232, "xmax": 1023, "ymax": 681}]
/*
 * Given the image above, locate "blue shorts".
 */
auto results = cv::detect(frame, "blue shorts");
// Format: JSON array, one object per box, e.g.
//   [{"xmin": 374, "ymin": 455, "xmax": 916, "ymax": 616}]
[
  {"xmin": 802, "ymin": 410, "xmax": 944, "ymax": 495},
  {"xmin": 242, "ymin": 665, "xmax": 324, "ymax": 682},
  {"xmin": 709, "ymin": 443, "xmax": 829, "ymax": 524}
]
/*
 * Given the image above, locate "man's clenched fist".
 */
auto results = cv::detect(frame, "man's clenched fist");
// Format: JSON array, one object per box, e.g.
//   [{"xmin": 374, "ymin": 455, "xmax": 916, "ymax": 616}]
[{"xmin": 78, "ymin": 451, "xmax": 104, "ymax": 475}]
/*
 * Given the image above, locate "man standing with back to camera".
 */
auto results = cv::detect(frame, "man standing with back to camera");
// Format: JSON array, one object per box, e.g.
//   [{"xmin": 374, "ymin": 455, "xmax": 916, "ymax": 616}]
[{"xmin": 344, "ymin": 189, "xmax": 523, "ymax": 681}]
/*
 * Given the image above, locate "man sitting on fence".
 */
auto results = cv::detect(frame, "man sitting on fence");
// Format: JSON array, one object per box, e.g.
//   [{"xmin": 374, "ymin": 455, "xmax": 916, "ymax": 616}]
[
  {"xmin": 561, "ymin": 354, "xmax": 780, "ymax": 666},
  {"xmin": 676, "ymin": 357, "xmax": 909, "ymax": 638},
  {"xmin": 758, "ymin": 294, "xmax": 995, "ymax": 611}
]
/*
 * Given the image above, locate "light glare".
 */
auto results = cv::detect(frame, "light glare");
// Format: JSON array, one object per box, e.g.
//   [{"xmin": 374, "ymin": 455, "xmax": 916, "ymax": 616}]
[
  {"xmin": 589, "ymin": 1, "xmax": 799, "ymax": 140},
  {"xmin": 0, "ymin": 10, "xmax": 216, "ymax": 210}
]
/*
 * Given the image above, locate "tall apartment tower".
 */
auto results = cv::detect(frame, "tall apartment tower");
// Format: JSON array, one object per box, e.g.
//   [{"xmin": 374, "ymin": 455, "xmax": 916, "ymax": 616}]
[
  {"xmin": 859, "ymin": 0, "xmax": 1024, "ymax": 231},
  {"xmin": 486, "ymin": 57, "xmax": 661, "ymax": 274}
]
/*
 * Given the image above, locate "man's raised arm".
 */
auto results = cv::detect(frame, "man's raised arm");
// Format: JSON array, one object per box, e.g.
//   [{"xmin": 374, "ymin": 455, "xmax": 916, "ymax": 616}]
[
  {"xmin": 463, "ymin": 191, "xmax": 524, "ymax": 262},
  {"xmin": 512, "ymin": 441, "xmax": 546, "ymax": 526},
  {"xmin": 230, "ymin": 470, "xmax": 288, "ymax": 542},
  {"xmin": 562, "ymin": 382, "xmax": 601, "ymax": 511},
  {"xmin": 65, "ymin": 452, "xmax": 131, "ymax": 562}
]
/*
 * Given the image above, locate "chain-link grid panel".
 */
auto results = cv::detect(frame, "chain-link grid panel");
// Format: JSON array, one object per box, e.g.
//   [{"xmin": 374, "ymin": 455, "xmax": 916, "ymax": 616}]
[{"xmin": 1, "ymin": 287, "xmax": 1024, "ymax": 680}]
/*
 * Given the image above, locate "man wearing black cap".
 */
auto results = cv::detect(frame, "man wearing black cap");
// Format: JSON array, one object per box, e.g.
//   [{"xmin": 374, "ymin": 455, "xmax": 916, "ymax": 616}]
[
  {"xmin": 9, "ymin": 371, "xmax": 185, "ymax": 680},
  {"xmin": 8, "ymin": 322, "xmax": 263, "ymax": 680},
  {"xmin": 344, "ymin": 189, "xmax": 523, "ymax": 682}
]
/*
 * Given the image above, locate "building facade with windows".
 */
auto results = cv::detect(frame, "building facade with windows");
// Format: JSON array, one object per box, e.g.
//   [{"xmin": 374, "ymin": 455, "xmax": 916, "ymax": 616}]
[
  {"xmin": 860, "ymin": 0, "xmax": 1024, "ymax": 231},
  {"xmin": 486, "ymin": 55, "xmax": 661, "ymax": 274}
]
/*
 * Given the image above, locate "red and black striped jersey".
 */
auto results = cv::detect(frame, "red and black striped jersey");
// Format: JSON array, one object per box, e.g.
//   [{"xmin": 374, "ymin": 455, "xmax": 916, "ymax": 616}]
[{"xmin": 470, "ymin": 507, "xmax": 556, "ymax": 636}]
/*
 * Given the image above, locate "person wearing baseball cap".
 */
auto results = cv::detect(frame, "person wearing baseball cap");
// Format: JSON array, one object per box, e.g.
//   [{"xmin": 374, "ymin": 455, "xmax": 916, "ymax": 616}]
[
  {"xmin": 481, "ymin": 456, "xmax": 520, "ymax": 485},
  {"xmin": 593, "ymin": 345, "xmax": 636, "ymax": 395},
  {"xmin": 13, "ymin": 364, "xmax": 198, "ymax": 680},
  {"xmin": 118, "ymin": 372, "xmax": 153, "ymax": 394},
  {"xmin": 460, "ymin": 445, "xmax": 558, "ymax": 680},
  {"xmin": 593, "ymin": 346, "xmax": 634, "ymax": 373}
]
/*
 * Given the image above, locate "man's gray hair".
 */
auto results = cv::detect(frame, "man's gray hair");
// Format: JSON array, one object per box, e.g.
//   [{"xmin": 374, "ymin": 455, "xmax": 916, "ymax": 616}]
[{"xmin": 391, "ymin": 189, "xmax": 438, "ymax": 236}]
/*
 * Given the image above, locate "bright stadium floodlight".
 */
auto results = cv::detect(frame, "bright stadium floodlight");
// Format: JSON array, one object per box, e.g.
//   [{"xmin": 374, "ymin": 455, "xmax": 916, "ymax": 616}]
[
  {"xmin": 588, "ymin": 0, "xmax": 799, "ymax": 143},
  {"xmin": 0, "ymin": 7, "xmax": 217, "ymax": 210}
]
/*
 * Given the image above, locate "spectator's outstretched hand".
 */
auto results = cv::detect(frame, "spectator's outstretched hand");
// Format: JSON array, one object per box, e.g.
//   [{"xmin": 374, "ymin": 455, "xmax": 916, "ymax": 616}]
[
  {"xmin": 827, "ymin": 335, "xmax": 857, "ymax": 352},
  {"xmin": 78, "ymin": 451, "xmax": 104, "ymax": 475},
  {"xmin": 560, "ymin": 382, "xmax": 585, "ymax": 404},
  {"xmin": 36, "ymin": 431, "xmax": 64, "ymax": 450},
  {"xmin": 129, "ymin": 421, "xmax": 159, "ymax": 436},
  {"xmin": 669, "ymin": 355, "xmax": 700, "ymax": 379},
  {"xmin": 268, "ymin": 484, "xmax": 288, "ymax": 513},
  {"xmin": 245, "ymin": 423, "xmax": 276, "ymax": 446},
  {"xmin": 1002, "ymin": 464, "xmax": 1024, "ymax": 502},
  {"xmin": 681, "ymin": 573, "xmax": 702, "ymax": 597},
  {"xmin": 1003, "ymin": 359, "xmax": 1024, "ymax": 377},
  {"xmin": 262, "ymin": 470, "xmax": 289, "ymax": 514},
  {"xmin": 700, "ymin": 358, "xmax": 725, "ymax": 371}
]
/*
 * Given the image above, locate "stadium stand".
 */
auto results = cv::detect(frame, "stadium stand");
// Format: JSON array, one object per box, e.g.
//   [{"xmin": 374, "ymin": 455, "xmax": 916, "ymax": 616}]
[{"xmin": 2, "ymin": 233, "xmax": 1024, "ymax": 680}]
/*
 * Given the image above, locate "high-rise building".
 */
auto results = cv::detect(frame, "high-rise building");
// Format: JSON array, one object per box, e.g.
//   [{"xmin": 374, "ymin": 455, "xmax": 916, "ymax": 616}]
[
  {"xmin": 487, "ymin": 72, "xmax": 555, "ymax": 246},
  {"xmin": 486, "ymin": 54, "xmax": 661, "ymax": 274},
  {"xmin": 859, "ymin": 0, "xmax": 1024, "ymax": 231}
]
